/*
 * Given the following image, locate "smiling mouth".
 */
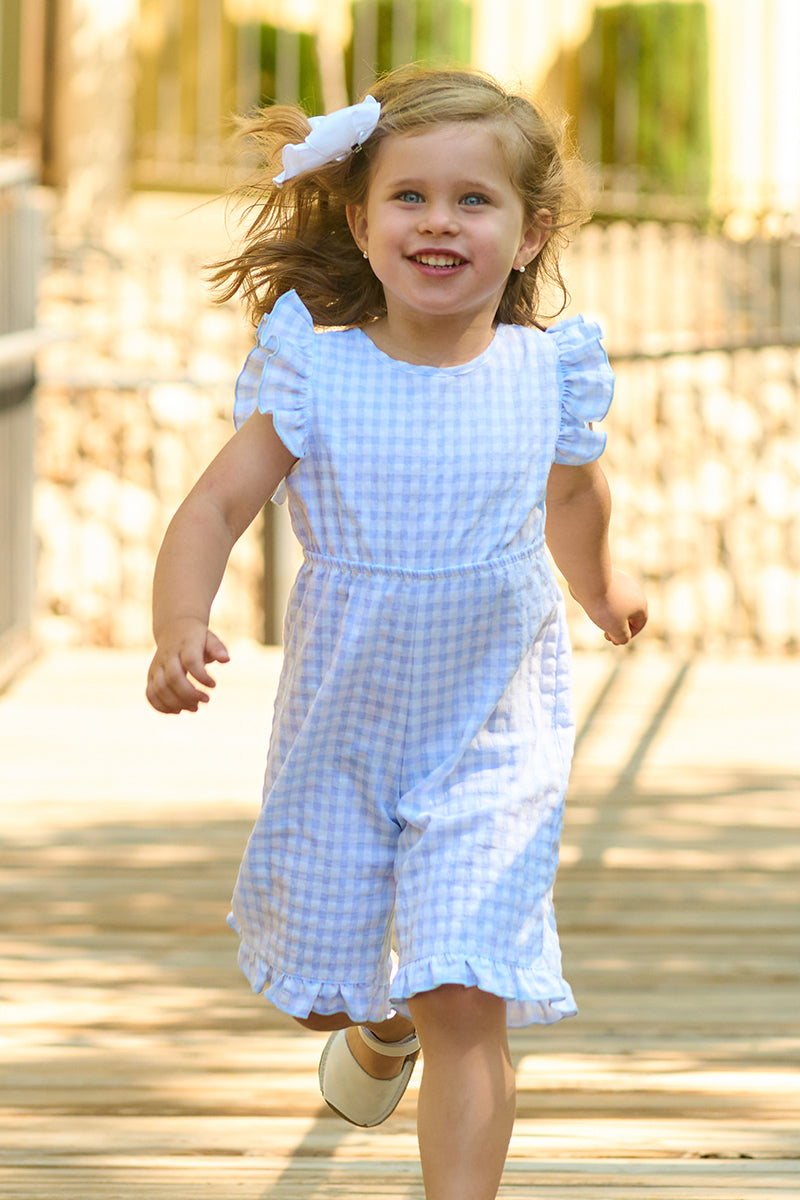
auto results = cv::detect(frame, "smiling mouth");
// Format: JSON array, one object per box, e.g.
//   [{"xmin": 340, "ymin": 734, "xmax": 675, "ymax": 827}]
[{"xmin": 411, "ymin": 253, "xmax": 467, "ymax": 269}]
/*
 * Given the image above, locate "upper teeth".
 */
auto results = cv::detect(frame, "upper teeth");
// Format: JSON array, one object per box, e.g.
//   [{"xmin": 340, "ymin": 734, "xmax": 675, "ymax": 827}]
[{"xmin": 415, "ymin": 255, "xmax": 461, "ymax": 267}]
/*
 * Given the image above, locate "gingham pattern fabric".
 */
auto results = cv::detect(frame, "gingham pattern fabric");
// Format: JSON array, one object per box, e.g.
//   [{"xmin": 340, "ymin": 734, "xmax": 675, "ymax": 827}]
[{"xmin": 228, "ymin": 290, "xmax": 613, "ymax": 1027}]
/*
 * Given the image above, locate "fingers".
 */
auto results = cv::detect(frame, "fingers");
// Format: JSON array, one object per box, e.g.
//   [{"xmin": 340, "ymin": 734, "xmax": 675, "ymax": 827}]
[
  {"xmin": 146, "ymin": 630, "xmax": 229, "ymax": 714},
  {"xmin": 604, "ymin": 626, "xmax": 631, "ymax": 646},
  {"xmin": 146, "ymin": 676, "xmax": 205, "ymax": 714},
  {"xmin": 146, "ymin": 657, "xmax": 210, "ymax": 713},
  {"xmin": 599, "ymin": 574, "xmax": 648, "ymax": 646},
  {"xmin": 204, "ymin": 631, "xmax": 231, "ymax": 669},
  {"xmin": 603, "ymin": 605, "xmax": 648, "ymax": 645},
  {"xmin": 629, "ymin": 607, "xmax": 649, "ymax": 638}
]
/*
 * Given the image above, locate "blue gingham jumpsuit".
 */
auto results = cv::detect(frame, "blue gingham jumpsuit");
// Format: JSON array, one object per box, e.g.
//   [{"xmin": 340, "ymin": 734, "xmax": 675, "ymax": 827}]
[{"xmin": 227, "ymin": 290, "xmax": 613, "ymax": 1027}]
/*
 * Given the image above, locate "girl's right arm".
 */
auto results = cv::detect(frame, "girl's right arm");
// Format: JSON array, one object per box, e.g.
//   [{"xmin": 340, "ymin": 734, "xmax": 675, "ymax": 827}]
[{"xmin": 146, "ymin": 412, "xmax": 297, "ymax": 714}]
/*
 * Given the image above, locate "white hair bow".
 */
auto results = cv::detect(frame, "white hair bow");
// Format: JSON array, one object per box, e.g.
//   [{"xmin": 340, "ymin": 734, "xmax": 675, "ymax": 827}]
[{"xmin": 273, "ymin": 95, "xmax": 381, "ymax": 186}]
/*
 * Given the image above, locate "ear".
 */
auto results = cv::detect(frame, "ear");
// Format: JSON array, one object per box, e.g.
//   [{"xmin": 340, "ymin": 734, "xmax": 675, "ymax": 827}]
[
  {"xmin": 514, "ymin": 209, "xmax": 551, "ymax": 272},
  {"xmin": 346, "ymin": 203, "xmax": 368, "ymax": 255}
]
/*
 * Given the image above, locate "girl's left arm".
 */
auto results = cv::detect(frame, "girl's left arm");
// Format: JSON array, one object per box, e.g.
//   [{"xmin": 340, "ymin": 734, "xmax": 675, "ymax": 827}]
[{"xmin": 545, "ymin": 459, "xmax": 647, "ymax": 645}]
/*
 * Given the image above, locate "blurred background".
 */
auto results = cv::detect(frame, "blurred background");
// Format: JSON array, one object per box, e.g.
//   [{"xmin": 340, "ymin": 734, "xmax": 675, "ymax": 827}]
[{"xmin": 2, "ymin": 0, "xmax": 799, "ymax": 683}]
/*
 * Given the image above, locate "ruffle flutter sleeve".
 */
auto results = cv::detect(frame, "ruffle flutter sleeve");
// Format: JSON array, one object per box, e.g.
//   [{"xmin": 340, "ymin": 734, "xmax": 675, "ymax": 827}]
[
  {"xmin": 547, "ymin": 315, "xmax": 614, "ymax": 465},
  {"xmin": 233, "ymin": 289, "xmax": 312, "ymax": 458}
]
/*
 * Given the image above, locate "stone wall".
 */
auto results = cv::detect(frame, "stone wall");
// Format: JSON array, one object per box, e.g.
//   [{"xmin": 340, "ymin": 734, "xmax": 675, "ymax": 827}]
[
  {"xmin": 598, "ymin": 346, "xmax": 800, "ymax": 653},
  {"xmin": 32, "ymin": 200, "xmax": 800, "ymax": 652},
  {"xmin": 34, "ymin": 205, "xmax": 266, "ymax": 649},
  {"xmin": 35, "ymin": 375, "xmax": 266, "ymax": 649}
]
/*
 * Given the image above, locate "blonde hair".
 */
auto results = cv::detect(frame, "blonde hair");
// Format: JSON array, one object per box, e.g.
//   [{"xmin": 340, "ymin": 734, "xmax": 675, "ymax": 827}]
[{"xmin": 210, "ymin": 65, "xmax": 588, "ymax": 328}]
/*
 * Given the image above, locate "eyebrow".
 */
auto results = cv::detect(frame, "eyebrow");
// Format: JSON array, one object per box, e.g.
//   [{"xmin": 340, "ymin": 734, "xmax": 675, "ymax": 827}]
[{"xmin": 383, "ymin": 176, "xmax": 500, "ymax": 194}]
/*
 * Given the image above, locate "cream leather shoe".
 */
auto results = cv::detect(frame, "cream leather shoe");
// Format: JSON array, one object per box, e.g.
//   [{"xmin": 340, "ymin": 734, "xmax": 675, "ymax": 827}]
[{"xmin": 318, "ymin": 1026, "xmax": 421, "ymax": 1127}]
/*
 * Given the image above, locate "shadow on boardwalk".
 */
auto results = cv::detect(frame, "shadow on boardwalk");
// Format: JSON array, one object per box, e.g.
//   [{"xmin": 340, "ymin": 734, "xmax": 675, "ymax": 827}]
[{"xmin": 0, "ymin": 645, "xmax": 798, "ymax": 1198}]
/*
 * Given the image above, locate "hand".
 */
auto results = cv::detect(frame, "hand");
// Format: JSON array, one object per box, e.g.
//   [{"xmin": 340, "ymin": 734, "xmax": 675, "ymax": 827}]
[
  {"xmin": 572, "ymin": 570, "xmax": 648, "ymax": 646},
  {"xmin": 146, "ymin": 618, "xmax": 230, "ymax": 713}
]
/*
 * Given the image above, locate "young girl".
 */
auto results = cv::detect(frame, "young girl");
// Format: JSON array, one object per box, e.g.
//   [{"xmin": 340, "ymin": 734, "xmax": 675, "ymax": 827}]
[{"xmin": 147, "ymin": 65, "xmax": 647, "ymax": 1200}]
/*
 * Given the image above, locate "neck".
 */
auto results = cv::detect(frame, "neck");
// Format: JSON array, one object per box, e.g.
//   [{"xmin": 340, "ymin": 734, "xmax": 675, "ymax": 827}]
[{"xmin": 365, "ymin": 308, "xmax": 498, "ymax": 367}]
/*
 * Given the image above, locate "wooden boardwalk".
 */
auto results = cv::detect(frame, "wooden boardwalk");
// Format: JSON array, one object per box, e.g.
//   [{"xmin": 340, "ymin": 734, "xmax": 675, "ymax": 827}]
[{"xmin": 1, "ymin": 644, "xmax": 798, "ymax": 1198}]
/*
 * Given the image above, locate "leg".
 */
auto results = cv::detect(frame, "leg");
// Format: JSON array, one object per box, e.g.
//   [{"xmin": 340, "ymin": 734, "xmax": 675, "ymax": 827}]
[
  {"xmin": 408, "ymin": 985, "xmax": 515, "ymax": 1200},
  {"xmin": 294, "ymin": 1010, "xmax": 416, "ymax": 1079}
]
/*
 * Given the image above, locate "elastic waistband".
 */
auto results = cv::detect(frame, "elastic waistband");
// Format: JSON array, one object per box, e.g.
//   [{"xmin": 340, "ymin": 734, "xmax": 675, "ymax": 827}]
[{"xmin": 302, "ymin": 539, "xmax": 544, "ymax": 580}]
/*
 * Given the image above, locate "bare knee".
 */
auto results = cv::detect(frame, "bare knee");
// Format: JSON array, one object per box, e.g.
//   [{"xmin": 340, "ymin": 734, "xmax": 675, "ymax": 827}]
[
  {"xmin": 293, "ymin": 1011, "xmax": 353, "ymax": 1032},
  {"xmin": 408, "ymin": 984, "xmax": 508, "ymax": 1045},
  {"xmin": 410, "ymin": 983, "xmax": 506, "ymax": 1022}
]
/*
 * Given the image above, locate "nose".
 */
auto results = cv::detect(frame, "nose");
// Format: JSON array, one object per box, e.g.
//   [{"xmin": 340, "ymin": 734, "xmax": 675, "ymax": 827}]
[{"xmin": 418, "ymin": 202, "xmax": 459, "ymax": 236}]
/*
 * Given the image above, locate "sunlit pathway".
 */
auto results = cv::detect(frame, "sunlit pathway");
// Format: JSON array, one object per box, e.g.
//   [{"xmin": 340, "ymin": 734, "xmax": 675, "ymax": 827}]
[{"xmin": 1, "ymin": 645, "xmax": 798, "ymax": 1197}]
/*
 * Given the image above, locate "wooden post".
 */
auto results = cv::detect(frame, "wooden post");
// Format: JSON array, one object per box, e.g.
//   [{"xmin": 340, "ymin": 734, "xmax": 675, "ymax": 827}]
[{"xmin": 0, "ymin": 163, "xmax": 43, "ymax": 685}]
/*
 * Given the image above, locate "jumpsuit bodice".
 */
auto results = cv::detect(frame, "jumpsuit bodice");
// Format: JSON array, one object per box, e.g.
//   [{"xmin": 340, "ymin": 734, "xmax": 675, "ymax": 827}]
[{"xmin": 234, "ymin": 290, "xmax": 612, "ymax": 575}]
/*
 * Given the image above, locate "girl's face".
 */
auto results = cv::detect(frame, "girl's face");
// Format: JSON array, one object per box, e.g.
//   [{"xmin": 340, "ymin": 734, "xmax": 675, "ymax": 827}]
[{"xmin": 348, "ymin": 122, "xmax": 545, "ymax": 334}]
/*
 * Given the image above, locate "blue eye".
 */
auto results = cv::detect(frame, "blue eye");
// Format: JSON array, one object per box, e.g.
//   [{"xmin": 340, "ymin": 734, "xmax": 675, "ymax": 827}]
[
  {"xmin": 396, "ymin": 190, "xmax": 423, "ymax": 203},
  {"xmin": 461, "ymin": 194, "xmax": 489, "ymax": 207}
]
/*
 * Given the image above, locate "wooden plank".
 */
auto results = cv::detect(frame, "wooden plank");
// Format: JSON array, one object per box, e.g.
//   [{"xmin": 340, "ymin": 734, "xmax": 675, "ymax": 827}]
[
  {"xmin": 1, "ymin": 1159, "xmax": 798, "ymax": 1199},
  {"xmin": 0, "ymin": 1113, "xmax": 796, "ymax": 1162}
]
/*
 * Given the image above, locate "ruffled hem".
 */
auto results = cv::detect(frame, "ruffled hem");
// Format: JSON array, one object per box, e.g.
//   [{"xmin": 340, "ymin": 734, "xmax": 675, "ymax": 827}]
[
  {"xmin": 229, "ymin": 918, "xmax": 577, "ymax": 1028},
  {"xmin": 231, "ymin": 927, "xmax": 395, "ymax": 1023},
  {"xmin": 391, "ymin": 954, "xmax": 577, "ymax": 1028},
  {"xmin": 547, "ymin": 314, "xmax": 614, "ymax": 466},
  {"xmin": 233, "ymin": 289, "xmax": 312, "ymax": 466}
]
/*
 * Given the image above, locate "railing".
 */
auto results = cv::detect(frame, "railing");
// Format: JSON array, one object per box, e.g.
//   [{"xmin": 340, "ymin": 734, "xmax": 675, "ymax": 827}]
[
  {"xmin": 133, "ymin": 0, "xmax": 472, "ymax": 189},
  {"xmin": 563, "ymin": 213, "xmax": 800, "ymax": 359}
]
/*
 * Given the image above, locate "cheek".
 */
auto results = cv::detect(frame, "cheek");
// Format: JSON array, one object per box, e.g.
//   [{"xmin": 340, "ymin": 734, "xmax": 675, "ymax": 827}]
[{"xmin": 368, "ymin": 210, "xmax": 407, "ymax": 254}]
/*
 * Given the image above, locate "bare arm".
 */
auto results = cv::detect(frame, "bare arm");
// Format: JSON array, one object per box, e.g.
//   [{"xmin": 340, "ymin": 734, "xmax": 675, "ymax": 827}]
[
  {"xmin": 146, "ymin": 412, "xmax": 297, "ymax": 712},
  {"xmin": 545, "ymin": 459, "xmax": 647, "ymax": 645}
]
